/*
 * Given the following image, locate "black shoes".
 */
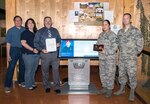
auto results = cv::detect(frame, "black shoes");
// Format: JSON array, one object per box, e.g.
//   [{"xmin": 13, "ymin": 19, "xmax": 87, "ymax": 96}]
[
  {"xmin": 45, "ymin": 88, "xmax": 51, "ymax": 93},
  {"xmin": 32, "ymin": 85, "xmax": 37, "ymax": 89},
  {"xmin": 54, "ymin": 89, "xmax": 61, "ymax": 94},
  {"xmin": 45, "ymin": 88, "xmax": 61, "ymax": 94}
]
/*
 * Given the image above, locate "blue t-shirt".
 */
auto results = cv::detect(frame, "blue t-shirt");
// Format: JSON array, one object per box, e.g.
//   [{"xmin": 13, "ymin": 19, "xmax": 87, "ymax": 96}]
[{"xmin": 5, "ymin": 26, "xmax": 25, "ymax": 48}]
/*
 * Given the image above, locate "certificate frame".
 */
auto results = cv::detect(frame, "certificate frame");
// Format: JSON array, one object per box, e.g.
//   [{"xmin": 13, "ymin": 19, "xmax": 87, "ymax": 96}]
[{"xmin": 46, "ymin": 38, "xmax": 57, "ymax": 52}]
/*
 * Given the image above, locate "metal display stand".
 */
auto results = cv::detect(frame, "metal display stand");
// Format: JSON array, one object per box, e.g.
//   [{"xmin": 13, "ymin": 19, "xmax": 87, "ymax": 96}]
[{"xmin": 61, "ymin": 59, "xmax": 97, "ymax": 94}]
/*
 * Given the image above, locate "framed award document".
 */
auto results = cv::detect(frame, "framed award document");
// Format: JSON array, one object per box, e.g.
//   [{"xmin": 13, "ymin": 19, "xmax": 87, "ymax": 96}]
[{"xmin": 46, "ymin": 38, "xmax": 57, "ymax": 52}]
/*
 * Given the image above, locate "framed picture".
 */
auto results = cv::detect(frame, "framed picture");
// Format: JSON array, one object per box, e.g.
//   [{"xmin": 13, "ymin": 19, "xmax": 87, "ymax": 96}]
[{"xmin": 0, "ymin": 27, "xmax": 6, "ymax": 37}]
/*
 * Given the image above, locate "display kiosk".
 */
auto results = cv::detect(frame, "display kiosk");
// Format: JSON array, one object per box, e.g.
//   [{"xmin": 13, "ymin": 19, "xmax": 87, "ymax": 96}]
[{"xmin": 59, "ymin": 39, "xmax": 98, "ymax": 94}]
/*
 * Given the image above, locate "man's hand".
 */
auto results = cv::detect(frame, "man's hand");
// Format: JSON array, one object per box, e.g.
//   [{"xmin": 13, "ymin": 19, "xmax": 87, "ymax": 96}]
[
  {"xmin": 7, "ymin": 54, "xmax": 12, "ymax": 62},
  {"xmin": 56, "ymin": 43, "xmax": 60, "ymax": 47},
  {"xmin": 6, "ymin": 43, "xmax": 11, "ymax": 62},
  {"xmin": 42, "ymin": 49, "xmax": 48, "ymax": 53}
]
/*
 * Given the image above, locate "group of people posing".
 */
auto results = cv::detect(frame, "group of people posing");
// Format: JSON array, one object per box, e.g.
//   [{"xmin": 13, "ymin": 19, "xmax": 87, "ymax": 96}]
[
  {"xmin": 4, "ymin": 13, "xmax": 143, "ymax": 102},
  {"xmin": 5, "ymin": 16, "xmax": 61, "ymax": 94}
]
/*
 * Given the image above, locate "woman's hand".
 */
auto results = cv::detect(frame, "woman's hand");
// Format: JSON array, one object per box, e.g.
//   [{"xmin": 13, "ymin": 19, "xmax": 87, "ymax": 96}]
[
  {"xmin": 33, "ymin": 48, "xmax": 39, "ymax": 54},
  {"xmin": 99, "ymin": 48, "xmax": 105, "ymax": 54}
]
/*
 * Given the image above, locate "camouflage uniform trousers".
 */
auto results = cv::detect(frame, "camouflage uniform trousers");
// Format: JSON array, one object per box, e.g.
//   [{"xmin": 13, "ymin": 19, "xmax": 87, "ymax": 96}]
[
  {"xmin": 99, "ymin": 58, "xmax": 116, "ymax": 90},
  {"xmin": 118, "ymin": 58, "xmax": 137, "ymax": 89}
]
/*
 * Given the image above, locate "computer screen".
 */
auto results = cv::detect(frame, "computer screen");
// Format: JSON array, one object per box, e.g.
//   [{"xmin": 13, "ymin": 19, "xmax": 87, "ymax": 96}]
[{"xmin": 58, "ymin": 39, "xmax": 99, "ymax": 59}]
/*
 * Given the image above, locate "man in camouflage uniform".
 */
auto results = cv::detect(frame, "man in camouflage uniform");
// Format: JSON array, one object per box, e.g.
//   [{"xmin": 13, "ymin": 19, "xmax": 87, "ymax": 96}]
[
  {"xmin": 114, "ymin": 13, "xmax": 144, "ymax": 101},
  {"xmin": 97, "ymin": 20, "xmax": 118, "ymax": 98}
]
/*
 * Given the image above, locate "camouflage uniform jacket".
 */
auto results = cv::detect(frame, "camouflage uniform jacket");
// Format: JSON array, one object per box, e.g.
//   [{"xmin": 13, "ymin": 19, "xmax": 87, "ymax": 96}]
[
  {"xmin": 117, "ymin": 25, "xmax": 144, "ymax": 59},
  {"xmin": 97, "ymin": 30, "xmax": 118, "ymax": 60}
]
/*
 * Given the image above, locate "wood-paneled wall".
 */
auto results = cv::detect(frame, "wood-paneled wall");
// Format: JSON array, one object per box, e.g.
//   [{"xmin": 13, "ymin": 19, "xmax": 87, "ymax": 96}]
[
  {"xmin": 6, "ymin": 0, "xmax": 134, "ymax": 39},
  {"xmin": 6, "ymin": 0, "xmax": 16, "ymax": 31}
]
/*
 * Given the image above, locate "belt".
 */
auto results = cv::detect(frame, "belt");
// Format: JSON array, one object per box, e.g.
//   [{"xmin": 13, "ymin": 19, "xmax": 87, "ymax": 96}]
[{"xmin": 11, "ymin": 47, "xmax": 21, "ymax": 49}]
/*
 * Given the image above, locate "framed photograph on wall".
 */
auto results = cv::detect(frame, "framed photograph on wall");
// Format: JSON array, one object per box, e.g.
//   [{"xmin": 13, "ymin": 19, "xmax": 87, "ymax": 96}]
[{"xmin": 0, "ymin": 27, "xmax": 6, "ymax": 37}]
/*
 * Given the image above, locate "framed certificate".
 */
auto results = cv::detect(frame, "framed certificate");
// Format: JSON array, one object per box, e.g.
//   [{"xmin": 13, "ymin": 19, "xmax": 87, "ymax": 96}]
[{"xmin": 46, "ymin": 38, "xmax": 57, "ymax": 52}]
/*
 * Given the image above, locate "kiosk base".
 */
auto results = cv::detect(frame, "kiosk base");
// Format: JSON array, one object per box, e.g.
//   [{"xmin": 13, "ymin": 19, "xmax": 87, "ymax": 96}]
[{"xmin": 60, "ymin": 82, "xmax": 98, "ymax": 94}]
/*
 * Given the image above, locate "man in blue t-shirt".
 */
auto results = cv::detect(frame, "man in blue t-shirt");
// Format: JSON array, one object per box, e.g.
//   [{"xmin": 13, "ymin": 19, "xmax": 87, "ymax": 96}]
[{"xmin": 5, "ymin": 16, "xmax": 25, "ymax": 93}]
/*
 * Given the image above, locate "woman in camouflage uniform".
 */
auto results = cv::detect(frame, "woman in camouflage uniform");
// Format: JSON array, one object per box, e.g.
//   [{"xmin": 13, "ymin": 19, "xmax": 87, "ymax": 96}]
[{"xmin": 97, "ymin": 20, "xmax": 118, "ymax": 98}]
